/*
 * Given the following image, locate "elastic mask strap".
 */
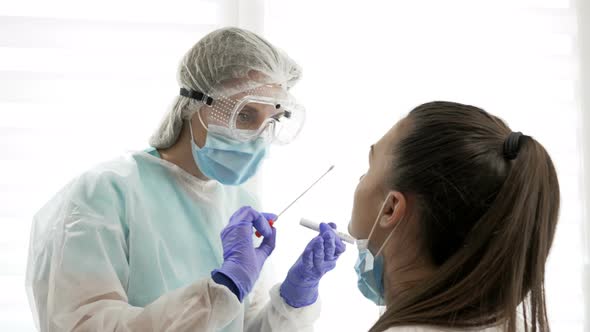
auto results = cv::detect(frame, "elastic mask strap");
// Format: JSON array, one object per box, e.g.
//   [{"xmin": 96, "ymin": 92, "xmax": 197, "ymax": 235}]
[
  {"xmin": 188, "ymin": 116, "xmax": 197, "ymax": 141},
  {"xmin": 196, "ymin": 110, "xmax": 209, "ymax": 133},
  {"xmin": 367, "ymin": 192, "xmax": 403, "ymax": 257},
  {"xmin": 367, "ymin": 193, "xmax": 392, "ymax": 241},
  {"xmin": 189, "ymin": 114, "xmax": 209, "ymax": 148},
  {"xmin": 375, "ymin": 220, "xmax": 402, "ymax": 257}
]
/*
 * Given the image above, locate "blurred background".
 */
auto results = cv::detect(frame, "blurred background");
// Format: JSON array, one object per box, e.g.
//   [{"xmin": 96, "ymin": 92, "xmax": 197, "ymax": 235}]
[{"xmin": 0, "ymin": 0, "xmax": 588, "ymax": 330}]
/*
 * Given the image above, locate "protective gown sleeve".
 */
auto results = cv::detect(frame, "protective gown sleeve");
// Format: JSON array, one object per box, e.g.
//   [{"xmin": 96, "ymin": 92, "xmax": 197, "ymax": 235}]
[{"xmin": 26, "ymin": 171, "xmax": 244, "ymax": 332}]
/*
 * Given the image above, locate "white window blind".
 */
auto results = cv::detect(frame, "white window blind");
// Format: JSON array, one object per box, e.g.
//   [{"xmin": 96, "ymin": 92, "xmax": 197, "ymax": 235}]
[
  {"xmin": 0, "ymin": 1, "xmax": 239, "ymax": 330},
  {"xmin": 260, "ymin": 1, "xmax": 585, "ymax": 331}
]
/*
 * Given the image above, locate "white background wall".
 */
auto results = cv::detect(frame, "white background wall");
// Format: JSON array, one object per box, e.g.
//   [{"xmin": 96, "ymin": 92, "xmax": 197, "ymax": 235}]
[{"xmin": 0, "ymin": 0, "xmax": 586, "ymax": 331}]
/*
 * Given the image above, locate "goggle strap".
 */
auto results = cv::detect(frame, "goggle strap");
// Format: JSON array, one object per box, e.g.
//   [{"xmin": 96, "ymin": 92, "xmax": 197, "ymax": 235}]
[{"xmin": 180, "ymin": 88, "xmax": 214, "ymax": 106}]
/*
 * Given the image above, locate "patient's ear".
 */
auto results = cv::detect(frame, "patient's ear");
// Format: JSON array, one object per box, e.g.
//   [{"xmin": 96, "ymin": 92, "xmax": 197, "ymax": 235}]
[{"xmin": 379, "ymin": 191, "xmax": 406, "ymax": 229}]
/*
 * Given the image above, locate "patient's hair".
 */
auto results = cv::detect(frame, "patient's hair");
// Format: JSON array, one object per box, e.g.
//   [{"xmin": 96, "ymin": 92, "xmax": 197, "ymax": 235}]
[{"xmin": 371, "ymin": 102, "xmax": 559, "ymax": 332}]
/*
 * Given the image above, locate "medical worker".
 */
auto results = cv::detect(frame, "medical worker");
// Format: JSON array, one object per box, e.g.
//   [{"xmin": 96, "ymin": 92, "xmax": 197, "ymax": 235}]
[
  {"xmin": 348, "ymin": 101, "xmax": 559, "ymax": 332},
  {"xmin": 26, "ymin": 27, "xmax": 345, "ymax": 332}
]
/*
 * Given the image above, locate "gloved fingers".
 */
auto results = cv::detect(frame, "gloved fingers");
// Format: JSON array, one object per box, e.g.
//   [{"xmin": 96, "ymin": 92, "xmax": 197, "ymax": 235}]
[
  {"xmin": 303, "ymin": 233, "xmax": 320, "ymax": 251},
  {"xmin": 323, "ymin": 222, "xmax": 345, "ymax": 258},
  {"xmin": 301, "ymin": 235, "xmax": 322, "ymax": 268},
  {"xmin": 325, "ymin": 260, "xmax": 337, "ymax": 273},
  {"xmin": 256, "ymin": 227, "xmax": 277, "ymax": 258},
  {"xmin": 301, "ymin": 243, "xmax": 315, "ymax": 268},
  {"xmin": 319, "ymin": 222, "xmax": 333, "ymax": 236},
  {"xmin": 312, "ymin": 237, "xmax": 325, "ymax": 268},
  {"xmin": 320, "ymin": 224, "xmax": 336, "ymax": 260},
  {"xmin": 250, "ymin": 209, "xmax": 273, "ymax": 238},
  {"xmin": 227, "ymin": 206, "xmax": 254, "ymax": 227},
  {"xmin": 261, "ymin": 212, "xmax": 278, "ymax": 223},
  {"xmin": 334, "ymin": 236, "xmax": 346, "ymax": 258}
]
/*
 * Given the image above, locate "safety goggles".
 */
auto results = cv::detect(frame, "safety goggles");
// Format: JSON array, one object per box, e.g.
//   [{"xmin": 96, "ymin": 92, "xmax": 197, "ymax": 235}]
[{"xmin": 181, "ymin": 85, "xmax": 305, "ymax": 144}]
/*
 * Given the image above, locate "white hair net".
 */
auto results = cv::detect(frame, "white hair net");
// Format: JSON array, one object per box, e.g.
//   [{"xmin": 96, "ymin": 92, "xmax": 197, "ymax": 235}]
[{"xmin": 149, "ymin": 27, "xmax": 302, "ymax": 149}]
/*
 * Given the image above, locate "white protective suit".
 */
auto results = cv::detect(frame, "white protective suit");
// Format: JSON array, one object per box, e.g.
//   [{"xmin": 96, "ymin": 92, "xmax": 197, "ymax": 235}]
[{"xmin": 26, "ymin": 148, "xmax": 320, "ymax": 331}]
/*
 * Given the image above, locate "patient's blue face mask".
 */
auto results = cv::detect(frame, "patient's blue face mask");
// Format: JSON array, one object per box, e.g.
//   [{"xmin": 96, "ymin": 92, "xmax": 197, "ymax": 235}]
[
  {"xmin": 354, "ymin": 193, "xmax": 399, "ymax": 306},
  {"xmin": 189, "ymin": 116, "xmax": 269, "ymax": 186}
]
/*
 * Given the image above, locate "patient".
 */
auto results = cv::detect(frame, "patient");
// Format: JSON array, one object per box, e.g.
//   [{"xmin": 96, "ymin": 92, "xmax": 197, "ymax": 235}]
[{"xmin": 348, "ymin": 101, "xmax": 559, "ymax": 332}]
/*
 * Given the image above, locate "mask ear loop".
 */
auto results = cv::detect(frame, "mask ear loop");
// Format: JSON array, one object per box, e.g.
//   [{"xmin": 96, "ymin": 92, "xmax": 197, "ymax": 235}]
[
  {"xmin": 196, "ymin": 107, "xmax": 209, "ymax": 133},
  {"xmin": 367, "ymin": 192, "xmax": 404, "ymax": 257},
  {"xmin": 188, "ymin": 114, "xmax": 198, "ymax": 143},
  {"xmin": 188, "ymin": 108, "xmax": 209, "ymax": 150}
]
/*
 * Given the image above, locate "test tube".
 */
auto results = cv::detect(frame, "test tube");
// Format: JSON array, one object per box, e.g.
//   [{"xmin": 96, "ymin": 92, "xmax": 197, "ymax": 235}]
[{"xmin": 299, "ymin": 218, "xmax": 356, "ymax": 244}]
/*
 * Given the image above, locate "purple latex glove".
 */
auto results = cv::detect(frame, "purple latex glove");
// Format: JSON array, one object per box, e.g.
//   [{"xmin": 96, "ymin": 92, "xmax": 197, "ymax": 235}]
[
  {"xmin": 212, "ymin": 206, "xmax": 277, "ymax": 301},
  {"xmin": 280, "ymin": 222, "xmax": 346, "ymax": 308}
]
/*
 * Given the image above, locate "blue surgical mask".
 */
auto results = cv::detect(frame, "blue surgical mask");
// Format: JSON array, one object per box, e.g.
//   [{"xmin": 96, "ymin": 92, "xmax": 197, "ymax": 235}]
[
  {"xmin": 190, "ymin": 123, "xmax": 269, "ymax": 186},
  {"xmin": 354, "ymin": 239, "xmax": 387, "ymax": 305},
  {"xmin": 354, "ymin": 193, "xmax": 398, "ymax": 306}
]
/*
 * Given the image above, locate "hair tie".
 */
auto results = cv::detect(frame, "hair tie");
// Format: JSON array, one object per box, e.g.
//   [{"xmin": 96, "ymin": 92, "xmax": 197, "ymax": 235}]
[{"xmin": 503, "ymin": 132, "xmax": 524, "ymax": 160}]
